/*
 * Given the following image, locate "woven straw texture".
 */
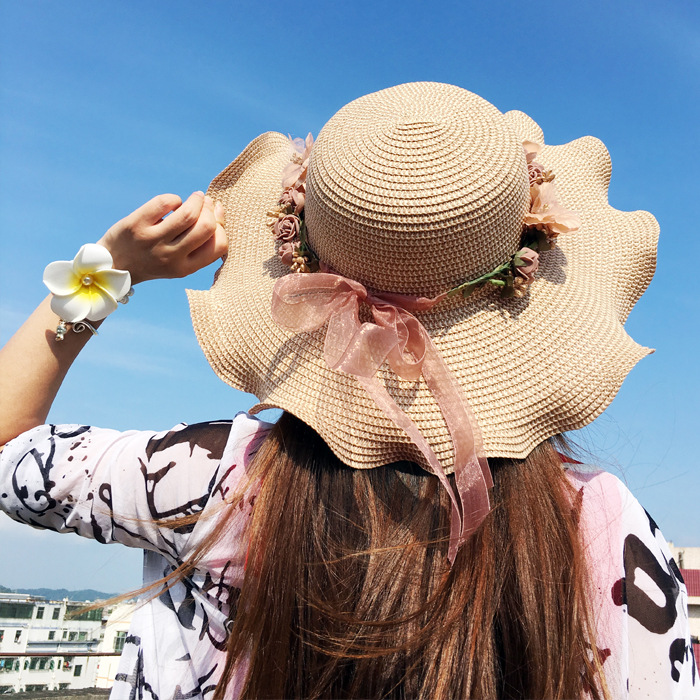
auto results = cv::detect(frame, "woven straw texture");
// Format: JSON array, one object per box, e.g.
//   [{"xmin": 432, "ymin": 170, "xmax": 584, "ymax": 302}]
[{"xmin": 188, "ymin": 83, "xmax": 658, "ymax": 469}]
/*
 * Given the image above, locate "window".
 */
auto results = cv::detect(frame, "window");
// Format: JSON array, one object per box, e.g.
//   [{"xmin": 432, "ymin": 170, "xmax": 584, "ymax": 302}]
[
  {"xmin": 0, "ymin": 603, "xmax": 33, "ymax": 619},
  {"xmin": 68, "ymin": 631, "xmax": 77, "ymax": 641},
  {"xmin": 0, "ymin": 657, "xmax": 17, "ymax": 672},
  {"xmin": 62, "ymin": 630, "xmax": 67, "ymax": 639},
  {"xmin": 39, "ymin": 658, "xmax": 47, "ymax": 670},
  {"xmin": 78, "ymin": 631, "xmax": 87, "ymax": 641},
  {"xmin": 14, "ymin": 630, "xmax": 21, "ymax": 643},
  {"xmin": 0, "ymin": 630, "xmax": 4, "ymax": 643},
  {"xmin": 35, "ymin": 606, "xmax": 45, "ymax": 619},
  {"xmin": 29, "ymin": 657, "xmax": 39, "ymax": 670},
  {"xmin": 63, "ymin": 656, "xmax": 74, "ymax": 671},
  {"xmin": 48, "ymin": 631, "xmax": 55, "ymax": 640},
  {"xmin": 66, "ymin": 605, "xmax": 103, "ymax": 621},
  {"xmin": 52, "ymin": 607, "xmax": 60, "ymax": 620},
  {"xmin": 73, "ymin": 663, "xmax": 82, "ymax": 677},
  {"xmin": 59, "ymin": 683, "xmax": 70, "ymax": 690},
  {"xmin": 25, "ymin": 685, "xmax": 48, "ymax": 692},
  {"xmin": 114, "ymin": 630, "xmax": 127, "ymax": 653}
]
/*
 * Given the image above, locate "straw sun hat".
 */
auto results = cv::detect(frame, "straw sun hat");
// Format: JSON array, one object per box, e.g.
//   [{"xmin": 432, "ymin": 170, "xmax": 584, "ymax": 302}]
[{"xmin": 188, "ymin": 82, "xmax": 658, "ymax": 481}]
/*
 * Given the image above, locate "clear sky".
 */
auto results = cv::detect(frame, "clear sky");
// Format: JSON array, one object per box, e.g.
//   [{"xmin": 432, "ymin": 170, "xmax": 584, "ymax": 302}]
[{"xmin": 0, "ymin": 0, "xmax": 698, "ymax": 593}]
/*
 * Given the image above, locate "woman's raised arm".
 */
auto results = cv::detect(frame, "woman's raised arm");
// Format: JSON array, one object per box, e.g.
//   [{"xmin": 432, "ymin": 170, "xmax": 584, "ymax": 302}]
[{"xmin": 0, "ymin": 191, "xmax": 227, "ymax": 447}]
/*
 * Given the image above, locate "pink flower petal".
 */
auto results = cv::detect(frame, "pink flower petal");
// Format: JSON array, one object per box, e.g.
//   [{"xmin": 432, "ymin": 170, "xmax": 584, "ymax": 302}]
[
  {"xmin": 282, "ymin": 163, "xmax": 303, "ymax": 189},
  {"xmin": 278, "ymin": 242, "xmax": 296, "ymax": 266},
  {"xmin": 290, "ymin": 136, "xmax": 306, "ymax": 154},
  {"xmin": 523, "ymin": 140, "xmax": 542, "ymax": 163}
]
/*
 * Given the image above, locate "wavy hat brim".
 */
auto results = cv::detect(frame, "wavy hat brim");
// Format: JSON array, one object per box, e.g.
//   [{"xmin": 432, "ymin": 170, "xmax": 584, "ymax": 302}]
[{"xmin": 188, "ymin": 110, "xmax": 658, "ymax": 471}]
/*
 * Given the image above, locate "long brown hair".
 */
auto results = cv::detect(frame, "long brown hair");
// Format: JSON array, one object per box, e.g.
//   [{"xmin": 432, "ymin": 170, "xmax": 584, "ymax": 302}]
[{"xmin": 198, "ymin": 412, "xmax": 608, "ymax": 699}]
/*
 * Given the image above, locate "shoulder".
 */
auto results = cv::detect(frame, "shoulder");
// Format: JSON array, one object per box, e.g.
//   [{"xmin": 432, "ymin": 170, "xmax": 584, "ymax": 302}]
[
  {"xmin": 564, "ymin": 465, "xmax": 658, "ymax": 539},
  {"xmin": 138, "ymin": 413, "xmax": 270, "ymax": 476},
  {"xmin": 565, "ymin": 466, "xmax": 699, "ymax": 696}
]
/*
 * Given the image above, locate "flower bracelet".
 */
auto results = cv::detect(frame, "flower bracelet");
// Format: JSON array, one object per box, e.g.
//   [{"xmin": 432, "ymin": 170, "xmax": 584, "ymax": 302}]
[{"xmin": 43, "ymin": 243, "xmax": 133, "ymax": 341}]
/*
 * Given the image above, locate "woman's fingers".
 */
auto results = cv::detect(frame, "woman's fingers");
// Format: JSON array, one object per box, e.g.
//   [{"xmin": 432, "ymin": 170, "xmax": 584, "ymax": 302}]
[
  {"xmin": 98, "ymin": 192, "xmax": 229, "ymax": 282},
  {"xmin": 172, "ymin": 196, "xmax": 228, "ymax": 275},
  {"xmin": 185, "ymin": 213, "xmax": 229, "ymax": 273},
  {"xmin": 132, "ymin": 193, "xmax": 183, "ymax": 226},
  {"xmin": 156, "ymin": 191, "xmax": 206, "ymax": 241}
]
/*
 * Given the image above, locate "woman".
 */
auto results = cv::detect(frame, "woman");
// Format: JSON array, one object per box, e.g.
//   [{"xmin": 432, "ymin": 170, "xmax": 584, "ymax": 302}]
[{"xmin": 0, "ymin": 83, "xmax": 697, "ymax": 699}]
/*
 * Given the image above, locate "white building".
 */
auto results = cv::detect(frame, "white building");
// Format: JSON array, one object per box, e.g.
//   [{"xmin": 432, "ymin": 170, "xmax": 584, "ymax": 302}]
[
  {"xmin": 669, "ymin": 544, "xmax": 700, "ymax": 663},
  {"xmin": 669, "ymin": 542, "xmax": 700, "ymax": 570},
  {"xmin": 93, "ymin": 602, "xmax": 133, "ymax": 690},
  {"xmin": 0, "ymin": 592, "xmax": 134, "ymax": 693}
]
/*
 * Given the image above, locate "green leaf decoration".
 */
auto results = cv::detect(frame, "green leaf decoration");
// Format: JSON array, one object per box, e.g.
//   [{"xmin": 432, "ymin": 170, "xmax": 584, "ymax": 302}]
[{"xmin": 448, "ymin": 281, "xmax": 476, "ymax": 297}]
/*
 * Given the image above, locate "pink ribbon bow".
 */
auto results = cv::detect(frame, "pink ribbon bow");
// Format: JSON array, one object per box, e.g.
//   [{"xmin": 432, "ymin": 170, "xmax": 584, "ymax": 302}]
[{"xmin": 271, "ymin": 272, "xmax": 493, "ymax": 563}]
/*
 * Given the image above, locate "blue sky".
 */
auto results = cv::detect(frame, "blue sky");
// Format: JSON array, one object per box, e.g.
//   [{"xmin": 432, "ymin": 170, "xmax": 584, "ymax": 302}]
[{"xmin": 1, "ymin": 0, "xmax": 698, "ymax": 593}]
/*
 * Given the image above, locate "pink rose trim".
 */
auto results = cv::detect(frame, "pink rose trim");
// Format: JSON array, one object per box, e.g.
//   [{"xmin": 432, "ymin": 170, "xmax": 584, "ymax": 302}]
[
  {"xmin": 513, "ymin": 247, "xmax": 540, "ymax": 283},
  {"xmin": 279, "ymin": 188, "xmax": 295, "ymax": 209},
  {"xmin": 278, "ymin": 241, "xmax": 296, "ymax": 267},
  {"xmin": 528, "ymin": 161, "xmax": 553, "ymax": 187},
  {"xmin": 273, "ymin": 214, "xmax": 301, "ymax": 242}
]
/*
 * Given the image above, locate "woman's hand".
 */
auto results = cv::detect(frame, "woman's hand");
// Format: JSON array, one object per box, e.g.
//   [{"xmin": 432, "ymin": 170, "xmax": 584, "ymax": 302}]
[
  {"xmin": 98, "ymin": 191, "xmax": 228, "ymax": 285},
  {"xmin": 0, "ymin": 192, "xmax": 228, "ymax": 447}
]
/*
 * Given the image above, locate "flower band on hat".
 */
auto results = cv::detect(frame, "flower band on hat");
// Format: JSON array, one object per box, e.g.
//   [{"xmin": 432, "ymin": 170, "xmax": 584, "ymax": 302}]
[{"xmin": 269, "ymin": 136, "xmax": 581, "ymax": 300}]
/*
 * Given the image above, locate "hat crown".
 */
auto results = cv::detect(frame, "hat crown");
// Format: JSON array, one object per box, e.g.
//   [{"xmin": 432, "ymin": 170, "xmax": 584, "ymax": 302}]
[{"xmin": 305, "ymin": 83, "xmax": 530, "ymax": 296}]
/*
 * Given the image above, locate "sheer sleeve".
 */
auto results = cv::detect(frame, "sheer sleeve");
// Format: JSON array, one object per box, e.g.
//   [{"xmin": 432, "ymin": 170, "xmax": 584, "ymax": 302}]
[
  {"xmin": 569, "ymin": 467, "xmax": 699, "ymax": 698},
  {"xmin": 617, "ymin": 486, "xmax": 699, "ymax": 698},
  {"xmin": 0, "ymin": 418, "xmax": 248, "ymax": 562}
]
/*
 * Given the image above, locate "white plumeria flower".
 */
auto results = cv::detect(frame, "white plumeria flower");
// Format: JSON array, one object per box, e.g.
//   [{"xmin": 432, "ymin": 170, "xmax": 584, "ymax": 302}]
[{"xmin": 43, "ymin": 244, "xmax": 131, "ymax": 323}]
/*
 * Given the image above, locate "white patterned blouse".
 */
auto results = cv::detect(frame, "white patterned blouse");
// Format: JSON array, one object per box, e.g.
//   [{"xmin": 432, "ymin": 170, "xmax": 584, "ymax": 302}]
[{"xmin": 0, "ymin": 413, "xmax": 697, "ymax": 699}]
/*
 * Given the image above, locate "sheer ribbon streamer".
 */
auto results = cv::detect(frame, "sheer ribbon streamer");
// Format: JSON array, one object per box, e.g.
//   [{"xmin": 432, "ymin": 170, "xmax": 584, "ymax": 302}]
[{"xmin": 271, "ymin": 272, "xmax": 493, "ymax": 562}]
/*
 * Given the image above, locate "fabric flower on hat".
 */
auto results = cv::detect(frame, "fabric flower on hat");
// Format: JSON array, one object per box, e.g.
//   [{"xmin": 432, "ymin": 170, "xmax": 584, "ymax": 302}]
[
  {"xmin": 278, "ymin": 241, "xmax": 297, "ymax": 267},
  {"xmin": 513, "ymin": 247, "xmax": 540, "ymax": 284},
  {"xmin": 279, "ymin": 185, "xmax": 306, "ymax": 215},
  {"xmin": 43, "ymin": 244, "xmax": 131, "ymax": 322},
  {"xmin": 524, "ymin": 182, "xmax": 581, "ymax": 239},
  {"xmin": 279, "ymin": 187, "xmax": 295, "ymax": 209},
  {"xmin": 528, "ymin": 161, "xmax": 552, "ymax": 187},
  {"xmin": 273, "ymin": 214, "xmax": 301, "ymax": 242},
  {"xmin": 523, "ymin": 140, "xmax": 542, "ymax": 164},
  {"xmin": 281, "ymin": 133, "xmax": 314, "ymax": 189}
]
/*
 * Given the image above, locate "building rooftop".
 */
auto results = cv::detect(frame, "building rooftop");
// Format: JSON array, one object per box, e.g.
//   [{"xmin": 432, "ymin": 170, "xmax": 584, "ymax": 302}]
[
  {"xmin": 680, "ymin": 568, "xmax": 700, "ymax": 597},
  {"xmin": 2, "ymin": 691, "xmax": 109, "ymax": 700},
  {"xmin": 0, "ymin": 592, "xmax": 44, "ymax": 602}
]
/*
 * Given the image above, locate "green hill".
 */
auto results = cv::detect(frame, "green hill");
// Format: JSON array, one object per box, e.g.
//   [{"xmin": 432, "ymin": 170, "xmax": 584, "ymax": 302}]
[{"xmin": 0, "ymin": 586, "xmax": 116, "ymax": 601}]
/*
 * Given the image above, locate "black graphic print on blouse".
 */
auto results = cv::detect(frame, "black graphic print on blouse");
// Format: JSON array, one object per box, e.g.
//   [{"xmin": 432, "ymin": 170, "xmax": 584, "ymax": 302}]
[{"xmin": 612, "ymin": 512, "xmax": 695, "ymax": 687}]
